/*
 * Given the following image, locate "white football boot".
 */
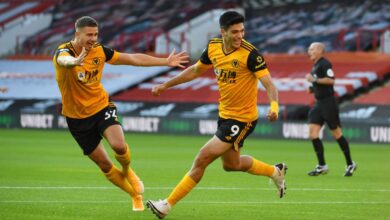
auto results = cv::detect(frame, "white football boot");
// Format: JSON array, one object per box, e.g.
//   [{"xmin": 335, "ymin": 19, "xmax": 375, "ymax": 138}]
[
  {"xmin": 308, "ymin": 164, "xmax": 329, "ymax": 176},
  {"xmin": 270, "ymin": 163, "xmax": 287, "ymax": 198},
  {"xmin": 146, "ymin": 199, "xmax": 171, "ymax": 219}
]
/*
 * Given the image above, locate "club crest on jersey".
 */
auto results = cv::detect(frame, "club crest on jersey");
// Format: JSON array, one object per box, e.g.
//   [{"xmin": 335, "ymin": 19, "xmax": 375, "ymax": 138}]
[
  {"xmin": 92, "ymin": 58, "xmax": 100, "ymax": 65},
  {"xmin": 78, "ymin": 72, "xmax": 85, "ymax": 81},
  {"xmin": 231, "ymin": 59, "xmax": 239, "ymax": 68}
]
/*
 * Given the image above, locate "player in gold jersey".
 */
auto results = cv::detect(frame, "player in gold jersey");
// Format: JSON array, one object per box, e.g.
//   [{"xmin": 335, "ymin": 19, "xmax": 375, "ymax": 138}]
[
  {"xmin": 53, "ymin": 16, "xmax": 188, "ymax": 212},
  {"xmin": 147, "ymin": 11, "xmax": 286, "ymax": 219}
]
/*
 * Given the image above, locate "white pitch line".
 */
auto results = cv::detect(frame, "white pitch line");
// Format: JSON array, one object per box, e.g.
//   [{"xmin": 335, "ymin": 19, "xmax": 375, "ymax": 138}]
[
  {"xmin": 0, "ymin": 186, "xmax": 389, "ymax": 192},
  {"xmin": 0, "ymin": 200, "xmax": 389, "ymax": 205},
  {"xmin": 184, "ymin": 201, "xmax": 390, "ymax": 205}
]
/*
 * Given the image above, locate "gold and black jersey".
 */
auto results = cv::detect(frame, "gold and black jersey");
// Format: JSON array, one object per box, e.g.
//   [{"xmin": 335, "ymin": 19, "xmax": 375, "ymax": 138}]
[
  {"xmin": 197, "ymin": 38, "xmax": 270, "ymax": 122},
  {"xmin": 53, "ymin": 42, "xmax": 119, "ymax": 119}
]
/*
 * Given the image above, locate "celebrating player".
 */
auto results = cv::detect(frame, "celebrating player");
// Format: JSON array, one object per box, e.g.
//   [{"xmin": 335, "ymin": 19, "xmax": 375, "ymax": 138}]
[
  {"xmin": 147, "ymin": 11, "xmax": 286, "ymax": 219},
  {"xmin": 53, "ymin": 16, "xmax": 188, "ymax": 211}
]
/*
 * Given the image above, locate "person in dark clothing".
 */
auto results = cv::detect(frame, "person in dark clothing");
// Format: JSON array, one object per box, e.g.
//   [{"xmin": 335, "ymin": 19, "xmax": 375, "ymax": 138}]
[{"xmin": 305, "ymin": 42, "xmax": 357, "ymax": 177}]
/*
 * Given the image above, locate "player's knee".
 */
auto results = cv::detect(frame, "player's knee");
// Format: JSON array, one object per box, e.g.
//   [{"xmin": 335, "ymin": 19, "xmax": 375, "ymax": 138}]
[
  {"xmin": 110, "ymin": 140, "xmax": 127, "ymax": 154},
  {"xmin": 309, "ymin": 125, "xmax": 321, "ymax": 139},
  {"xmin": 309, "ymin": 132, "xmax": 319, "ymax": 140},
  {"xmin": 330, "ymin": 127, "xmax": 342, "ymax": 139},
  {"xmin": 332, "ymin": 132, "xmax": 342, "ymax": 139}
]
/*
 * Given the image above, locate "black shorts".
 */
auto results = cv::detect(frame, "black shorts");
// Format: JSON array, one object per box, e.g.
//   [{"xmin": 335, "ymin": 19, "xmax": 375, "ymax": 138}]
[
  {"xmin": 308, "ymin": 96, "xmax": 340, "ymax": 130},
  {"xmin": 66, "ymin": 105, "xmax": 120, "ymax": 155},
  {"xmin": 215, "ymin": 118, "xmax": 257, "ymax": 151}
]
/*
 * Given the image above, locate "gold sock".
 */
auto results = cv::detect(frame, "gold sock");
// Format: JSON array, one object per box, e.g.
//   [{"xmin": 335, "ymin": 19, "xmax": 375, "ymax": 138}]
[
  {"xmin": 128, "ymin": 167, "xmax": 140, "ymax": 181},
  {"xmin": 104, "ymin": 165, "xmax": 136, "ymax": 197},
  {"xmin": 113, "ymin": 144, "xmax": 143, "ymax": 194},
  {"xmin": 247, "ymin": 158, "xmax": 275, "ymax": 177},
  {"xmin": 167, "ymin": 174, "xmax": 197, "ymax": 206},
  {"xmin": 127, "ymin": 167, "xmax": 144, "ymax": 194},
  {"xmin": 115, "ymin": 144, "xmax": 131, "ymax": 174}
]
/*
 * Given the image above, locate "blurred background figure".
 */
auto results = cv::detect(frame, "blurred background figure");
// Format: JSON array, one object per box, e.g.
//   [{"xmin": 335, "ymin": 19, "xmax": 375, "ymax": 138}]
[{"xmin": 305, "ymin": 42, "xmax": 357, "ymax": 177}]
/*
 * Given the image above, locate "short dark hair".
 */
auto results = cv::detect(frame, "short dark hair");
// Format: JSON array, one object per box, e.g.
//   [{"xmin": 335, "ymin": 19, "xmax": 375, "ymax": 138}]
[
  {"xmin": 75, "ymin": 16, "xmax": 98, "ymax": 30},
  {"xmin": 219, "ymin": 11, "xmax": 245, "ymax": 30}
]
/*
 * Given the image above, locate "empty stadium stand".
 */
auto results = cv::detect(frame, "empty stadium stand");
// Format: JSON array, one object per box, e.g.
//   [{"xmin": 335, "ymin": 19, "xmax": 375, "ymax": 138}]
[
  {"xmin": 353, "ymin": 83, "xmax": 390, "ymax": 105},
  {"xmin": 11, "ymin": 0, "xmax": 388, "ymax": 56},
  {"xmin": 245, "ymin": 0, "xmax": 390, "ymax": 53},
  {"xmin": 0, "ymin": 1, "xmax": 54, "ymax": 30},
  {"xmin": 20, "ymin": 0, "xmax": 240, "ymax": 55}
]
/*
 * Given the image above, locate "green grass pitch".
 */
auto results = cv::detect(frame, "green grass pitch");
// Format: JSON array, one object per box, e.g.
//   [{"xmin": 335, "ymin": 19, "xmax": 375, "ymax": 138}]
[{"xmin": 0, "ymin": 129, "xmax": 389, "ymax": 220}]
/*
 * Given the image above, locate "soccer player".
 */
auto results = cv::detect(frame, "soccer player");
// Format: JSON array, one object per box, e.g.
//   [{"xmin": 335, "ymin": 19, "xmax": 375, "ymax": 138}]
[
  {"xmin": 146, "ymin": 11, "xmax": 286, "ymax": 219},
  {"xmin": 53, "ymin": 16, "xmax": 188, "ymax": 211},
  {"xmin": 305, "ymin": 42, "xmax": 357, "ymax": 177}
]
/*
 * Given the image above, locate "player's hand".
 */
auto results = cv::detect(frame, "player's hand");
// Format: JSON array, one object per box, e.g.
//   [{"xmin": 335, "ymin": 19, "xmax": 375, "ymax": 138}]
[
  {"xmin": 267, "ymin": 101, "xmax": 279, "ymax": 122},
  {"xmin": 167, "ymin": 48, "xmax": 189, "ymax": 68},
  {"xmin": 267, "ymin": 111, "xmax": 278, "ymax": 122},
  {"xmin": 75, "ymin": 47, "xmax": 88, "ymax": 66},
  {"xmin": 305, "ymin": 74, "xmax": 315, "ymax": 83},
  {"xmin": 152, "ymin": 84, "xmax": 167, "ymax": 96}
]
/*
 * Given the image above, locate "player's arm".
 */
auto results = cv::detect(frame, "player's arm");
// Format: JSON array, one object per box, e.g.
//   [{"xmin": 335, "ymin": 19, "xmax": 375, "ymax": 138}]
[
  {"xmin": 306, "ymin": 74, "xmax": 334, "ymax": 85},
  {"xmin": 152, "ymin": 62, "xmax": 211, "ymax": 96},
  {"xmin": 248, "ymin": 49, "xmax": 279, "ymax": 121},
  {"xmin": 152, "ymin": 44, "xmax": 212, "ymax": 96},
  {"xmin": 259, "ymin": 74, "xmax": 279, "ymax": 121},
  {"xmin": 314, "ymin": 76, "xmax": 334, "ymax": 85},
  {"xmin": 259, "ymin": 74, "xmax": 278, "ymax": 103},
  {"xmin": 57, "ymin": 47, "xmax": 88, "ymax": 67},
  {"xmin": 306, "ymin": 62, "xmax": 335, "ymax": 85},
  {"xmin": 112, "ymin": 49, "xmax": 189, "ymax": 68}
]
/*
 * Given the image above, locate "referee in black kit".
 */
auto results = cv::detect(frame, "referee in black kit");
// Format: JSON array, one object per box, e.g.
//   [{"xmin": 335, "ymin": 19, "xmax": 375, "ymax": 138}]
[{"xmin": 305, "ymin": 42, "xmax": 357, "ymax": 177}]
